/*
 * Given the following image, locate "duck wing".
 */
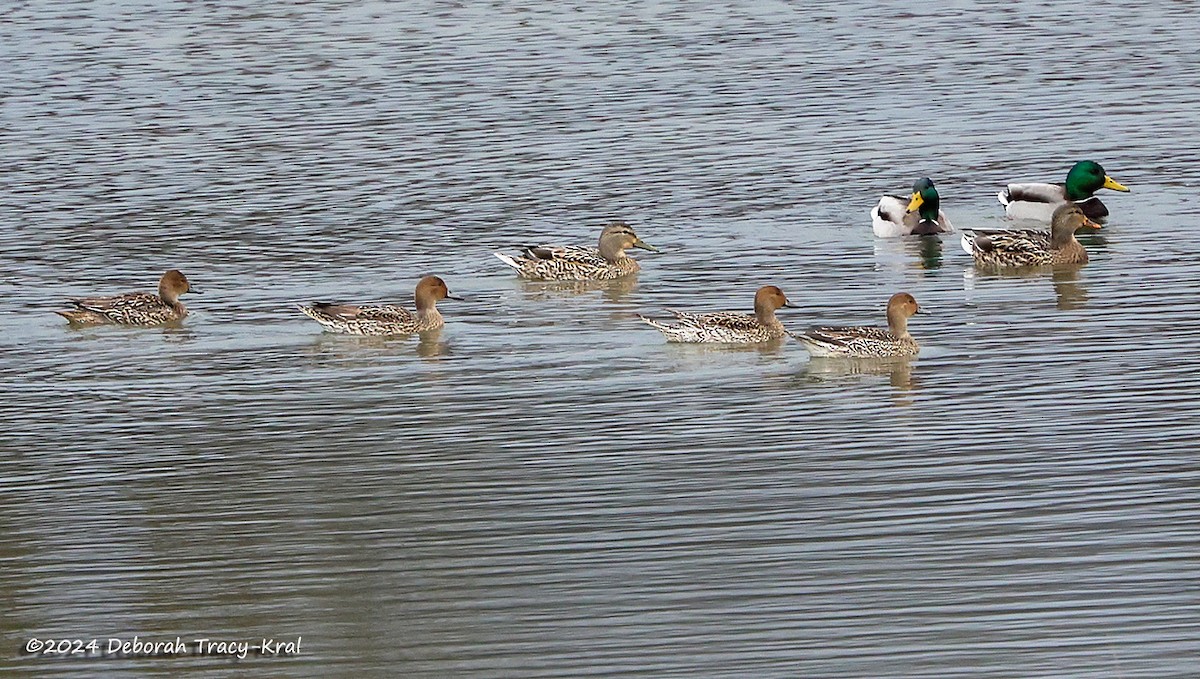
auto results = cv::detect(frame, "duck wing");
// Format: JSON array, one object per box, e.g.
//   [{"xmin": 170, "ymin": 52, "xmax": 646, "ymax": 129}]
[
  {"xmin": 999, "ymin": 182, "xmax": 1066, "ymax": 206},
  {"xmin": 519, "ymin": 244, "xmax": 606, "ymax": 266},
  {"xmin": 308, "ymin": 303, "xmax": 412, "ymax": 323}
]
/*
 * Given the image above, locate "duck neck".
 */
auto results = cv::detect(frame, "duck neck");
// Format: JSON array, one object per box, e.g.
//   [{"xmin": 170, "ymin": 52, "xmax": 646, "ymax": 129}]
[
  {"xmin": 1064, "ymin": 172, "xmax": 1096, "ymax": 201},
  {"xmin": 416, "ymin": 305, "xmax": 443, "ymax": 328},
  {"xmin": 755, "ymin": 302, "xmax": 781, "ymax": 329},
  {"xmin": 917, "ymin": 195, "xmax": 940, "ymax": 223},
  {"xmin": 159, "ymin": 283, "xmax": 180, "ymax": 306},
  {"xmin": 886, "ymin": 308, "xmax": 910, "ymax": 338},
  {"xmin": 597, "ymin": 238, "xmax": 627, "ymax": 263},
  {"xmin": 415, "ymin": 293, "xmax": 438, "ymax": 317},
  {"xmin": 1049, "ymin": 223, "xmax": 1079, "ymax": 249}
]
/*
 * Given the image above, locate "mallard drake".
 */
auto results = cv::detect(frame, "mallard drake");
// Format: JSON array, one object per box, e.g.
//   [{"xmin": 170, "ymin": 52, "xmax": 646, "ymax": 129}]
[
  {"xmin": 997, "ymin": 160, "xmax": 1129, "ymax": 221},
  {"xmin": 298, "ymin": 275, "xmax": 461, "ymax": 335},
  {"xmin": 494, "ymin": 221, "xmax": 657, "ymax": 281},
  {"xmin": 871, "ymin": 177, "xmax": 953, "ymax": 237},
  {"xmin": 795, "ymin": 293, "xmax": 922, "ymax": 358},
  {"xmin": 640, "ymin": 285, "xmax": 797, "ymax": 343},
  {"xmin": 56, "ymin": 269, "xmax": 198, "ymax": 326},
  {"xmin": 961, "ymin": 202, "xmax": 1100, "ymax": 267}
]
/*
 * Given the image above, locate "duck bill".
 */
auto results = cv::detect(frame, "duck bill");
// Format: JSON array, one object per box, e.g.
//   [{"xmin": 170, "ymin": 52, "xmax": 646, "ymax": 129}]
[
  {"xmin": 1083, "ymin": 217, "xmax": 1102, "ymax": 230},
  {"xmin": 632, "ymin": 239, "xmax": 659, "ymax": 252},
  {"xmin": 189, "ymin": 288, "xmax": 202, "ymax": 295},
  {"xmin": 446, "ymin": 294, "xmax": 465, "ymax": 301},
  {"xmin": 1102, "ymin": 175, "xmax": 1130, "ymax": 192},
  {"xmin": 906, "ymin": 192, "xmax": 924, "ymax": 212}
]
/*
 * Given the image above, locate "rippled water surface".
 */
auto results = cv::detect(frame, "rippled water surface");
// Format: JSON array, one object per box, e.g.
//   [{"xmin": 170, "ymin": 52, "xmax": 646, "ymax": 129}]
[{"xmin": 4, "ymin": 1, "xmax": 1200, "ymax": 676}]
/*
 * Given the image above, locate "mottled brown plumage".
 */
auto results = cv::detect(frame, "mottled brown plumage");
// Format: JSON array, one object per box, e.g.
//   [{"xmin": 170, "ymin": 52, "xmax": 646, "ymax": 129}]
[
  {"xmin": 298, "ymin": 275, "xmax": 461, "ymax": 335},
  {"xmin": 962, "ymin": 202, "xmax": 1099, "ymax": 268},
  {"xmin": 494, "ymin": 221, "xmax": 657, "ymax": 280},
  {"xmin": 56, "ymin": 270, "xmax": 196, "ymax": 326},
  {"xmin": 640, "ymin": 286, "xmax": 797, "ymax": 343}
]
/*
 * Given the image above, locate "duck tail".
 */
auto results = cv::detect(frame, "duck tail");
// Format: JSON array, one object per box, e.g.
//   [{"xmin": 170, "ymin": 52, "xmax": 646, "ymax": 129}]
[
  {"xmin": 959, "ymin": 232, "xmax": 977, "ymax": 257},
  {"xmin": 297, "ymin": 304, "xmax": 326, "ymax": 323},
  {"xmin": 493, "ymin": 252, "xmax": 522, "ymax": 270},
  {"xmin": 997, "ymin": 186, "xmax": 1012, "ymax": 206},
  {"xmin": 56, "ymin": 309, "xmax": 104, "ymax": 324},
  {"xmin": 638, "ymin": 314, "xmax": 674, "ymax": 332}
]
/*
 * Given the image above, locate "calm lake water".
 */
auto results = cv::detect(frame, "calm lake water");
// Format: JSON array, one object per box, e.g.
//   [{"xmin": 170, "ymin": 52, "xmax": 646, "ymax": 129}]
[{"xmin": 3, "ymin": 1, "xmax": 1200, "ymax": 676}]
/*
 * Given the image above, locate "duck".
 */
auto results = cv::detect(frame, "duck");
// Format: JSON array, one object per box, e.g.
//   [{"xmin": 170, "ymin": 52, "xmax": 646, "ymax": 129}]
[
  {"xmin": 639, "ymin": 285, "xmax": 796, "ymax": 343},
  {"xmin": 795, "ymin": 293, "xmax": 923, "ymax": 358},
  {"xmin": 997, "ymin": 160, "xmax": 1129, "ymax": 221},
  {"xmin": 494, "ymin": 221, "xmax": 657, "ymax": 281},
  {"xmin": 56, "ymin": 269, "xmax": 197, "ymax": 325},
  {"xmin": 961, "ymin": 202, "xmax": 1100, "ymax": 268},
  {"xmin": 871, "ymin": 177, "xmax": 954, "ymax": 237},
  {"xmin": 298, "ymin": 275, "xmax": 461, "ymax": 335}
]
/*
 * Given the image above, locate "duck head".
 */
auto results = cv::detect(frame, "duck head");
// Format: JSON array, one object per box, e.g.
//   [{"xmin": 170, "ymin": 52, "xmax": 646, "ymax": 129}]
[
  {"xmin": 754, "ymin": 285, "xmax": 798, "ymax": 321},
  {"xmin": 1064, "ymin": 160, "xmax": 1129, "ymax": 201},
  {"xmin": 159, "ymin": 269, "xmax": 196, "ymax": 303},
  {"xmin": 905, "ymin": 177, "xmax": 942, "ymax": 223},
  {"xmin": 598, "ymin": 221, "xmax": 657, "ymax": 261},
  {"xmin": 415, "ymin": 275, "xmax": 462, "ymax": 311},
  {"xmin": 1049, "ymin": 202, "xmax": 1101, "ymax": 244},
  {"xmin": 886, "ymin": 292, "xmax": 921, "ymax": 336}
]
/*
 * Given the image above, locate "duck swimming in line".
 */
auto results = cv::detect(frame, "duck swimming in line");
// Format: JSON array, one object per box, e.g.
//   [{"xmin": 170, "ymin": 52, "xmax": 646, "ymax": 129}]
[
  {"xmin": 640, "ymin": 285, "xmax": 797, "ymax": 343},
  {"xmin": 795, "ymin": 293, "xmax": 923, "ymax": 358},
  {"xmin": 494, "ymin": 221, "xmax": 657, "ymax": 281},
  {"xmin": 997, "ymin": 160, "xmax": 1129, "ymax": 221},
  {"xmin": 961, "ymin": 202, "xmax": 1100, "ymax": 268},
  {"xmin": 298, "ymin": 275, "xmax": 461, "ymax": 335},
  {"xmin": 871, "ymin": 177, "xmax": 954, "ymax": 237},
  {"xmin": 56, "ymin": 269, "xmax": 197, "ymax": 326}
]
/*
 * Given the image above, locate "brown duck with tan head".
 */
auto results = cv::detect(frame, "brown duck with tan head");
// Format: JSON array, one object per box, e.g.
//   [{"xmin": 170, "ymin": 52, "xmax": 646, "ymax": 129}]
[
  {"xmin": 298, "ymin": 275, "xmax": 462, "ymax": 335},
  {"xmin": 57, "ymin": 269, "xmax": 197, "ymax": 326},
  {"xmin": 962, "ymin": 202, "xmax": 1100, "ymax": 268},
  {"xmin": 640, "ymin": 285, "xmax": 798, "ymax": 343},
  {"xmin": 795, "ymin": 292, "xmax": 923, "ymax": 358},
  {"xmin": 494, "ymin": 221, "xmax": 658, "ymax": 281}
]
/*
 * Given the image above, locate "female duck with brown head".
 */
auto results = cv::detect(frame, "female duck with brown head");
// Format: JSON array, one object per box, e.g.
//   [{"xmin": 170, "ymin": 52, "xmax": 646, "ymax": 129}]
[
  {"xmin": 298, "ymin": 275, "xmax": 462, "ymax": 335},
  {"xmin": 640, "ymin": 285, "xmax": 798, "ymax": 343},
  {"xmin": 56, "ymin": 269, "xmax": 198, "ymax": 326},
  {"xmin": 494, "ymin": 221, "xmax": 658, "ymax": 281},
  {"xmin": 961, "ymin": 202, "xmax": 1099, "ymax": 268},
  {"xmin": 796, "ymin": 293, "xmax": 923, "ymax": 358}
]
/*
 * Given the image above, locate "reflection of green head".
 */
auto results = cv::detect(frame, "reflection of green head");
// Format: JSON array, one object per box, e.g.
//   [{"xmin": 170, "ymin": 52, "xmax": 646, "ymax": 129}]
[
  {"xmin": 1064, "ymin": 160, "xmax": 1130, "ymax": 201},
  {"xmin": 906, "ymin": 177, "xmax": 941, "ymax": 222}
]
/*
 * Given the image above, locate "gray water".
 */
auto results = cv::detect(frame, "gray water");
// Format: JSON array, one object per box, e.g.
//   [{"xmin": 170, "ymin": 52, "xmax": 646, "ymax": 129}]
[{"xmin": 3, "ymin": 1, "xmax": 1200, "ymax": 677}]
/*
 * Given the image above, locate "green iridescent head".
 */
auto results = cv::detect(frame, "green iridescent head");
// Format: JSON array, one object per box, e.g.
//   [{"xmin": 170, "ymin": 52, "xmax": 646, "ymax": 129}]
[
  {"xmin": 905, "ymin": 177, "xmax": 941, "ymax": 223},
  {"xmin": 1064, "ymin": 161, "xmax": 1129, "ymax": 201}
]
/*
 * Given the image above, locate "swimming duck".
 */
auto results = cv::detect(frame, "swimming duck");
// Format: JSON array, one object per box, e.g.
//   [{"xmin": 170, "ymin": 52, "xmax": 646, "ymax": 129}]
[
  {"xmin": 639, "ymin": 285, "xmax": 796, "ymax": 343},
  {"xmin": 997, "ymin": 160, "xmax": 1129, "ymax": 221},
  {"xmin": 961, "ymin": 202, "xmax": 1100, "ymax": 268},
  {"xmin": 56, "ymin": 269, "xmax": 197, "ymax": 325},
  {"xmin": 795, "ymin": 293, "xmax": 922, "ymax": 358},
  {"xmin": 871, "ymin": 177, "xmax": 954, "ymax": 237},
  {"xmin": 494, "ymin": 221, "xmax": 657, "ymax": 281},
  {"xmin": 298, "ymin": 275, "xmax": 461, "ymax": 335}
]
